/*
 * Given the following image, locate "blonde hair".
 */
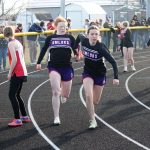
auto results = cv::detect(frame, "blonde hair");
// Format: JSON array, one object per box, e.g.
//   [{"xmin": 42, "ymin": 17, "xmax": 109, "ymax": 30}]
[
  {"xmin": 54, "ymin": 16, "xmax": 67, "ymax": 27},
  {"xmin": 3, "ymin": 26, "xmax": 14, "ymax": 37}
]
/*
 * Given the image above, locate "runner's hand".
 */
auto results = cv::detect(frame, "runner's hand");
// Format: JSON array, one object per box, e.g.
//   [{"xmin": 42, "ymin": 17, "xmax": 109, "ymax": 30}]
[
  {"xmin": 74, "ymin": 54, "xmax": 80, "ymax": 62},
  {"xmin": 36, "ymin": 64, "xmax": 41, "ymax": 70},
  {"xmin": 7, "ymin": 72, "xmax": 11, "ymax": 80}
]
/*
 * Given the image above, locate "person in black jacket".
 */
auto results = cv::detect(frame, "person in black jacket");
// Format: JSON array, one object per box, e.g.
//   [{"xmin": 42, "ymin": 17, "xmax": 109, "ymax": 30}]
[
  {"xmin": 147, "ymin": 38, "xmax": 150, "ymax": 47},
  {"xmin": 27, "ymin": 21, "xmax": 42, "ymax": 64},
  {"xmin": 38, "ymin": 21, "xmax": 46, "ymax": 51},
  {"xmin": 36, "ymin": 16, "xmax": 78, "ymax": 125},
  {"xmin": 74, "ymin": 25, "xmax": 119, "ymax": 129}
]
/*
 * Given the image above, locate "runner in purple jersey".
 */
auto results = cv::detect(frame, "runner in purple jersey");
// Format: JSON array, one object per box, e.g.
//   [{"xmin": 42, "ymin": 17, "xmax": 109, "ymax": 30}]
[
  {"xmin": 36, "ymin": 16, "xmax": 78, "ymax": 125},
  {"xmin": 75, "ymin": 25, "xmax": 119, "ymax": 129}
]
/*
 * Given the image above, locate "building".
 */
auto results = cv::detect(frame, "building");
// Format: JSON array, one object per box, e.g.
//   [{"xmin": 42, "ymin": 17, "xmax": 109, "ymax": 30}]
[
  {"xmin": 24, "ymin": 0, "xmax": 124, "ymax": 28},
  {"xmin": 16, "ymin": 0, "xmax": 146, "ymax": 31},
  {"xmin": 65, "ymin": 2, "xmax": 106, "ymax": 29}
]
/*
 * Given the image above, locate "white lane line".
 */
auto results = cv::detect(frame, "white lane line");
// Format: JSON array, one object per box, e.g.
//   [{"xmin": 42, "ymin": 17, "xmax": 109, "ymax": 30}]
[
  {"xmin": 0, "ymin": 64, "xmax": 39, "ymax": 74},
  {"xmin": 0, "ymin": 50, "xmax": 149, "ymax": 75},
  {"xmin": 28, "ymin": 79, "xmax": 60, "ymax": 150},
  {"xmin": 0, "ymin": 80, "xmax": 8, "ymax": 86},
  {"xmin": 0, "ymin": 60, "xmax": 83, "ymax": 85},
  {"xmin": 26, "ymin": 58, "xmax": 150, "ymax": 149},
  {"xmin": 0, "ymin": 51, "xmax": 150, "ymax": 85},
  {"xmin": 27, "ymin": 67, "xmax": 83, "ymax": 149},
  {"xmin": 125, "ymin": 66, "xmax": 150, "ymax": 110},
  {"xmin": 0, "ymin": 55, "xmax": 150, "ymax": 148},
  {"xmin": 0, "ymin": 68, "xmax": 47, "ymax": 86},
  {"xmin": 107, "ymin": 58, "xmax": 150, "ymax": 71},
  {"xmin": 79, "ymin": 85, "xmax": 150, "ymax": 150}
]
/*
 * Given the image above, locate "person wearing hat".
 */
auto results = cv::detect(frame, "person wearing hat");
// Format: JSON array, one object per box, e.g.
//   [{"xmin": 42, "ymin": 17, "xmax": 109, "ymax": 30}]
[{"xmin": 27, "ymin": 21, "xmax": 42, "ymax": 64}]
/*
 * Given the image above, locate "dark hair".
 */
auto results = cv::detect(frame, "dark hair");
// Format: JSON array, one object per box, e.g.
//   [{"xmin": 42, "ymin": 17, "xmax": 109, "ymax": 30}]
[
  {"xmin": 49, "ymin": 19, "xmax": 54, "ymax": 22},
  {"xmin": 17, "ymin": 23, "xmax": 22, "ymax": 27},
  {"xmin": 87, "ymin": 25, "xmax": 99, "ymax": 34},
  {"xmin": 40, "ymin": 21, "xmax": 45, "ymax": 27}
]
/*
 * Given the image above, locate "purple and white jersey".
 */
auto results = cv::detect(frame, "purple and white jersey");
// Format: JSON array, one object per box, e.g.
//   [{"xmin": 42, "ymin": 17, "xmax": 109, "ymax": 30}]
[
  {"xmin": 74, "ymin": 33, "xmax": 118, "ymax": 79},
  {"xmin": 37, "ymin": 34, "xmax": 77, "ymax": 67},
  {"xmin": 50, "ymin": 38, "xmax": 71, "ymax": 49}
]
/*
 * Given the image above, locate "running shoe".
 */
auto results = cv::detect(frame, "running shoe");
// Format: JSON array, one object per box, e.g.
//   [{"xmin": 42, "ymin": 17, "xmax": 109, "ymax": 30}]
[
  {"xmin": 8, "ymin": 119, "xmax": 23, "ymax": 127},
  {"xmin": 60, "ymin": 96, "xmax": 67, "ymax": 103},
  {"xmin": 131, "ymin": 66, "xmax": 136, "ymax": 71},
  {"xmin": 123, "ymin": 67, "xmax": 128, "ymax": 72},
  {"xmin": 89, "ymin": 119, "xmax": 97, "ymax": 129},
  {"xmin": 20, "ymin": 116, "xmax": 31, "ymax": 123},
  {"xmin": 54, "ymin": 117, "xmax": 61, "ymax": 125}
]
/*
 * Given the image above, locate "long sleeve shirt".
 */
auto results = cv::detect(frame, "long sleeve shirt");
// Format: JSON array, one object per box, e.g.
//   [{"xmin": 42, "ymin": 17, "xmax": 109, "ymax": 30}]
[
  {"xmin": 37, "ymin": 33, "xmax": 77, "ymax": 67},
  {"xmin": 75, "ymin": 34, "xmax": 118, "ymax": 79}
]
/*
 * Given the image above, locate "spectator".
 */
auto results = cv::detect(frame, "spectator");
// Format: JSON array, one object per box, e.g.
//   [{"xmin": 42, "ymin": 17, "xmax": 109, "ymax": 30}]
[
  {"xmin": 147, "ymin": 38, "xmax": 150, "ymax": 47},
  {"xmin": 121, "ymin": 21, "xmax": 136, "ymax": 72},
  {"xmin": 98, "ymin": 19, "xmax": 103, "ymax": 28},
  {"xmin": 47, "ymin": 19, "xmax": 55, "ymax": 30},
  {"xmin": 15, "ymin": 23, "xmax": 24, "ymax": 53},
  {"xmin": 27, "ymin": 21, "xmax": 42, "ymax": 64},
  {"xmin": 132, "ymin": 15, "xmax": 140, "ymax": 26},
  {"xmin": 66, "ymin": 18, "xmax": 72, "ymax": 30},
  {"xmin": 89, "ymin": 21, "xmax": 97, "ymax": 26},
  {"xmin": 84, "ymin": 19, "xmax": 90, "ymax": 29},
  {"xmin": 102, "ymin": 19, "xmax": 113, "ymax": 49},
  {"xmin": 0, "ymin": 25, "xmax": 8, "ymax": 71},
  {"xmin": 146, "ymin": 17, "xmax": 150, "ymax": 26},
  {"xmin": 112, "ymin": 22, "xmax": 123, "ymax": 53},
  {"xmin": 38, "ymin": 21, "xmax": 46, "ymax": 50},
  {"xmin": 139, "ymin": 20, "xmax": 147, "ymax": 49},
  {"xmin": 130, "ymin": 15, "xmax": 140, "ymax": 50}
]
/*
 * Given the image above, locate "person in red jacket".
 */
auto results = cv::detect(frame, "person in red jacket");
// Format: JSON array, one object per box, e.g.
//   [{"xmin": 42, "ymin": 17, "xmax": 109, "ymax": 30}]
[
  {"xmin": 15, "ymin": 23, "xmax": 25, "ymax": 53},
  {"xmin": 47, "ymin": 19, "xmax": 55, "ymax": 30}
]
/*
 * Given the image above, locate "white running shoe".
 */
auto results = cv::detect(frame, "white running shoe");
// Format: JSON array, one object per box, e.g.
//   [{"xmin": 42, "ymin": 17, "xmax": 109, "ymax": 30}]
[
  {"xmin": 60, "ymin": 96, "xmax": 67, "ymax": 103},
  {"xmin": 89, "ymin": 119, "xmax": 97, "ymax": 129},
  {"xmin": 131, "ymin": 66, "xmax": 136, "ymax": 71},
  {"xmin": 54, "ymin": 117, "xmax": 61, "ymax": 125},
  {"xmin": 123, "ymin": 66, "xmax": 128, "ymax": 72}
]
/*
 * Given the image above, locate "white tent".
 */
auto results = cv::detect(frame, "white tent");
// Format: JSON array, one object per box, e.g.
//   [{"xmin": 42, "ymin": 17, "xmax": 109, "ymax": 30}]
[{"xmin": 65, "ymin": 2, "xmax": 107, "ymax": 29}]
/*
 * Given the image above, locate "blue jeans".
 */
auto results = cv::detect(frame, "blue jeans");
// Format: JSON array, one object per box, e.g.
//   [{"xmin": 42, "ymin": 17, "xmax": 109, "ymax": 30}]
[{"xmin": 0, "ymin": 47, "xmax": 8, "ymax": 70}]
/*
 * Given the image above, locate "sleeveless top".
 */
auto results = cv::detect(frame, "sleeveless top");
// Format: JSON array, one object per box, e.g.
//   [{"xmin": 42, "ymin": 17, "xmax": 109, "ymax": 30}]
[{"xmin": 8, "ymin": 39, "xmax": 27, "ymax": 77}]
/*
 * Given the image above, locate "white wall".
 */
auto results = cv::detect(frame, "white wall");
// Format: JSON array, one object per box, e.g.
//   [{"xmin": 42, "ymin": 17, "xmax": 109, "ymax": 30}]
[
  {"xmin": 65, "ymin": 4, "xmax": 83, "ymax": 29},
  {"xmin": 66, "ymin": 11, "xmax": 83, "ymax": 29}
]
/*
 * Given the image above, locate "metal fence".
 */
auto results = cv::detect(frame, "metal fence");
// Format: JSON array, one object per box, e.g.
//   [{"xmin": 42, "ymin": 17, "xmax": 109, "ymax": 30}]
[{"xmin": 0, "ymin": 26, "xmax": 150, "ymax": 70}]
